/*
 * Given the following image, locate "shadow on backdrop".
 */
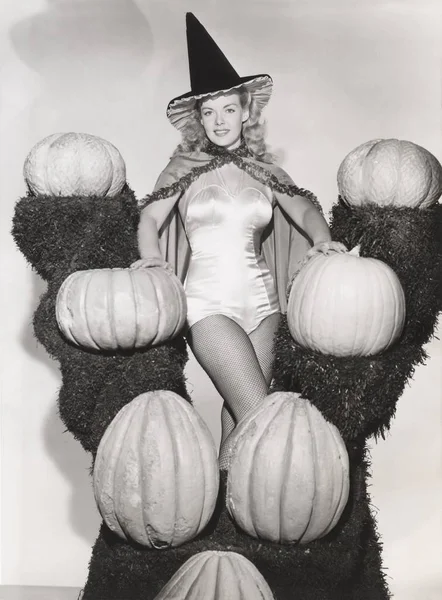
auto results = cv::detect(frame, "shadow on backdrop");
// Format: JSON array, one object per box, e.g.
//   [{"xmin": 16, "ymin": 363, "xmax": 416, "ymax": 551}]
[
  {"xmin": 11, "ymin": 0, "xmax": 153, "ymax": 547},
  {"xmin": 9, "ymin": 0, "xmax": 153, "ymax": 90},
  {"xmin": 20, "ymin": 272, "xmax": 100, "ymax": 546}
]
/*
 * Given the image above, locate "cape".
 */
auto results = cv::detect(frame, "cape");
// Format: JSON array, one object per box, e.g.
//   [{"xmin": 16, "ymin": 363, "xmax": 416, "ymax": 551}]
[{"xmin": 139, "ymin": 142, "xmax": 323, "ymax": 313}]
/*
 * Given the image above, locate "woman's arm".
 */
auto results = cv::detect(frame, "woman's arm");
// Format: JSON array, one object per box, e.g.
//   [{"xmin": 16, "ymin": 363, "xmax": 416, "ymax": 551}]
[
  {"xmin": 275, "ymin": 192, "xmax": 331, "ymax": 245},
  {"xmin": 133, "ymin": 192, "xmax": 181, "ymax": 268}
]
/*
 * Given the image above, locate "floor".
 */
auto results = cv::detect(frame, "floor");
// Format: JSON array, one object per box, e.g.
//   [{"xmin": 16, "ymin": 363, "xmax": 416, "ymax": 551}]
[{"xmin": 0, "ymin": 587, "xmax": 82, "ymax": 600}]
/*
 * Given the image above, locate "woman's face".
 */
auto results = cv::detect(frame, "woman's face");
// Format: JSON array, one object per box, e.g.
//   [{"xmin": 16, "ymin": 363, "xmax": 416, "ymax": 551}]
[{"xmin": 200, "ymin": 92, "xmax": 249, "ymax": 150}]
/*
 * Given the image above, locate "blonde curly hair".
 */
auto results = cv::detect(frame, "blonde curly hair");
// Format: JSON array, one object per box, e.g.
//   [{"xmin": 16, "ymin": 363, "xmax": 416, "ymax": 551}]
[{"xmin": 171, "ymin": 86, "xmax": 275, "ymax": 163}]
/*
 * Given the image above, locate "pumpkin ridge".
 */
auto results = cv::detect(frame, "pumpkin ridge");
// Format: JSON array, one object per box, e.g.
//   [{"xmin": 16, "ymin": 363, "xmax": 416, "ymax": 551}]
[
  {"xmin": 107, "ymin": 406, "xmax": 135, "ymax": 538},
  {"xmin": 83, "ymin": 271, "xmax": 100, "ymax": 350},
  {"xmin": 295, "ymin": 262, "xmax": 312, "ymax": 346},
  {"xmin": 168, "ymin": 275, "xmax": 183, "ymax": 338},
  {"xmin": 189, "ymin": 553, "xmax": 216, "ymax": 597},
  {"xmin": 322, "ymin": 422, "xmax": 350, "ymax": 536},
  {"xmin": 102, "ymin": 402, "xmax": 135, "ymax": 539},
  {"xmin": 184, "ymin": 406, "xmax": 205, "ymax": 537},
  {"xmin": 151, "ymin": 270, "xmax": 164, "ymax": 345},
  {"xmin": 102, "ymin": 145, "xmax": 113, "ymax": 197},
  {"xmin": 213, "ymin": 553, "xmax": 224, "ymax": 599},
  {"xmin": 301, "ymin": 400, "xmax": 318, "ymax": 542},
  {"xmin": 142, "ymin": 270, "xmax": 159, "ymax": 346},
  {"xmin": 360, "ymin": 261, "xmax": 375, "ymax": 356},
  {"xmin": 228, "ymin": 403, "xmax": 270, "ymax": 536},
  {"xmin": 372, "ymin": 262, "xmax": 387, "ymax": 355},
  {"xmin": 172, "ymin": 274, "xmax": 185, "ymax": 339},
  {"xmin": 387, "ymin": 262, "xmax": 405, "ymax": 349},
  {"xmin": 165, "ymin": 396, "xmax": 197, "ymax": 543},
  {"xmin": 351, "ymin": 257, "xmax": 363, "ymax": 355},
  {"xmin": 106, "ymin": 270, "xmax": 117, "ymax": 348},
  {"xmin": 61, "ymin": 274, "xmax": 81, "ymax": 347},
  {"xmin": 60, "ymin": 273, "xmax": 81, "ymax": 347},
  {"xmin": 306, "ymin": 257, "xmax": 330, "ymax": 351},
  {"xmin": 178, "ymin": 397, "xmax": 205, "ymax": 539},
  {"xmin": 188, "ymin": 410, "xmax": 213, "ymax": 536},
  {"xmin": 422, "ymin": 153, "xmax": 432, "ymax": 204},
  {"xmin": 143, "ymin": 270, "xmax": 159, "ymax": 346},
  {"xmin": 320, "ymin": 415, "xmax": 342, "ymax": 536},
  {"xmin": 287, "ymin": 266, "xmax": 302, "ymax": 340},
  {"xmin": 45, "ymin": 136, "xmax": 58, "ymax": 195},
  {"xmin": 194, "ymin": 405, "xmax": 219, "ymax": 530},
  {"xmin": 278, "ymin": 398, "xmax": 296, "ymax": 542},
  {"xmin": 251, "ymin": 400, "xmax": 284, "ymax": 540},
  {"xmin": 295, "ymin": 263, "xmax": 312, "ymax": 341},
  {"xmin": 169, "ymin": 394, "xmax": 211, "ymax": 543},
  {"xmin": 152, "ymin": 396, "xmax": 178, "ymax": 547},
  {"xmin": 238, "ymin": 551, "xmax": 277, "ymax": 599},
  {"xmin": 128, "ymin": 270, "xmax": 139, "ymax": 348},
  {"xmin": 232, "ymin": 553, "xmax": 251, "ymax": 599},
  {"xmin": 139, "ymin": 395, "xmax": 156, "ymax": 545},
  {"xmin": 329, "ymin": 257, "xmax": 346, "ymax": 354},
  {"xmin": 44, "ymin": 138, "xmax": 58, "ymax": 196},
  {"xmin": 155, "ymin": 550, "xmax": 208, "ymax": 598},
  {"xmin": 382, "ymin": 263, "xmax": 398, "ymax": 351},
  {"xmin": 158, "ymin": 271, "xmax": 174, "ymax": 342},
  {"xmin": 351, "ymin": 255, "xmax": 370, "ymax": 356},
  {"xmin": 118, "ymin": 398, "xmax": 146, "ymax": 540},
  {"xmin": 364, "ymin": 141, "xmax": 381, "ymax": 205}
]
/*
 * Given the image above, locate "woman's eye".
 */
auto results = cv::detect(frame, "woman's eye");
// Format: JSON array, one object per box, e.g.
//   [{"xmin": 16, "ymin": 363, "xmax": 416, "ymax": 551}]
[
  {"xmin": 226, "ymin": 108, "xmax": 235, "ymax": 113},
  {"xmin": 202, "ymin": 111, "xmax": 212, "ymax": 117}
]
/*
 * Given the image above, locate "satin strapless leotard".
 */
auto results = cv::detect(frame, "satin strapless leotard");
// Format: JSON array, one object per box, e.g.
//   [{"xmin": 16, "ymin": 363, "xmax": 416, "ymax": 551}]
[{"xmin": 180, "ymin": 163, "xmax": 280, "ymax": 334}]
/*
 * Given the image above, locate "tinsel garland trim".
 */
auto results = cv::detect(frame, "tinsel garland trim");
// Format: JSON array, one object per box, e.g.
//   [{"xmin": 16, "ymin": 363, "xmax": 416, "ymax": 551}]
[{"xmin": 139, "ymin": 152, "xmax": 321, "ymax": 211}]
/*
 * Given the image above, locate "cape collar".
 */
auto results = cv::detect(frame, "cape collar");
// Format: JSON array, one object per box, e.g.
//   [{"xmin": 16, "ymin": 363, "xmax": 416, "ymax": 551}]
[
  {"xmin": 202, "ymin": 138, "xmax": 253, "ymax": 159},
  {"xmin": 139, "ymin": 144, "xmax": 321, "ymax": 213}
]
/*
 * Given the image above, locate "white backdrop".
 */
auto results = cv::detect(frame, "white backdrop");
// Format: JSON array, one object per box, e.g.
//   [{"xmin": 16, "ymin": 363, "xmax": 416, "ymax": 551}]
[{"xmin": 0, "ymin": 1, "xmax": 440, "ymax": 598}]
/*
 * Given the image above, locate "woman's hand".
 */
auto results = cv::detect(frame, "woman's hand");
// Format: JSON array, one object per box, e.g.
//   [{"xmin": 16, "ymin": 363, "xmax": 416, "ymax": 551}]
[
  {"xmin": 305, "ymin": 240, "xmax": 347, "ymax": 260},
  {"xmin": 286, "ymin": 241, "xmax": 348, "ymax": 297},
  {"xmin": 130, "ymin": 257, "xmax": 175, "ymax": 274}
]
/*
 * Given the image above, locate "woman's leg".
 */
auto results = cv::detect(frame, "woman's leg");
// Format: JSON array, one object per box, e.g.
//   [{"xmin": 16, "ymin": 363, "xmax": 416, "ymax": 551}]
[
  {"xmin": 219, "ymin": 312, "xmax": 280, "ymax": 444},
  {"xmin": 248, "ymin": 312, "xmax": 281, "ymax": 386},
  {"xmin": 186, "ymin": 314, "xmax": 268, "ymax": 425},
  {"xmin": 187, "ymin": 313, "xmax": 281, "ymax": 468},
  {"xmin": 220, "ymin": 403, "xmax": 236, "ymax": 445}
]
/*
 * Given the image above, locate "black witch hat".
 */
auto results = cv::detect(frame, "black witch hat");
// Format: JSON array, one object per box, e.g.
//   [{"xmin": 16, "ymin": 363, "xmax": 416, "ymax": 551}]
[{"xmin": 167, "ymin": 13, "xmax": 273, "ymax": 130}]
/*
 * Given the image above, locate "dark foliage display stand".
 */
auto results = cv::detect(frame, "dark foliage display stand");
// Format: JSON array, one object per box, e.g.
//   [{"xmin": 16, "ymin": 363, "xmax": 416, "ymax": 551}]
[
  {"xmin": 272, "ymin": 200, "xmax": 441, "ymax": 598},
  {"xmin": 12, "ymin": 187, "xmax": 189, "ymax": 454},
  {"xmin": 13, "ymin": 183, "xmax": 441, "ymax": 599}
]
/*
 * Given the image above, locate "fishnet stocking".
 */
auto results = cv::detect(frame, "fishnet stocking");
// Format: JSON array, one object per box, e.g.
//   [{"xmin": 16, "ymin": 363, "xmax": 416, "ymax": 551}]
[
  {"xmin": 187, "ymin": 313, "xmax": 280, "ymax": 469},
  {"xmin": 220, "ymin": 311, "xmax": 280, "ymax": 444},
  {"xmin": 249, "ymin": 312, "xmax": 280, "ymax": 386}
]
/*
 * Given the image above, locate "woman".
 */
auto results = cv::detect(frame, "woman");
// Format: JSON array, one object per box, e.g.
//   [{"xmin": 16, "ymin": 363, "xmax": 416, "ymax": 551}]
[{"xmin": 134, "ymin": 13, "xmax": 345, "ymax": 467}]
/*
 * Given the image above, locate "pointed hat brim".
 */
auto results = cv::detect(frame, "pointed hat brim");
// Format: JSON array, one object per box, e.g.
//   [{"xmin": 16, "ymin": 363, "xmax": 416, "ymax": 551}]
[
  {"xmin": 166, "ymin": 13, "xmax": 273, "ymax": 130},
  {"xmin": 167, "ymin": 74, "xmax": 273, "ymax": 131}
]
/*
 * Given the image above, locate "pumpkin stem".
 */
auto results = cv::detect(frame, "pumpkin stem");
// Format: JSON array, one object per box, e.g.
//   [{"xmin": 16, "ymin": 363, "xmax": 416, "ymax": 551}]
[{"xmin": 348, "ymin": 245, "xmax": 361, "ymax": 256}]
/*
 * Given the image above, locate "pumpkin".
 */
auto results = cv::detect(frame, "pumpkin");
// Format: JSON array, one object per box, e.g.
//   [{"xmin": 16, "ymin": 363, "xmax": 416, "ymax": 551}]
[
  {"xmin": 93, "ymin": 391, "xmax": 219, "ymax": 548},
  {"xmin": 55, "ymin": 267, "xmax": 187, "ymax": 350},
  {"xmin": 154, "ymin": 551, "xmax": 275, "ymax": 600},
  {"xmin": 23, "ymin": 132, "xmax": 126, "ymax": 197},
  {"xmin": 287, "ymin": 246, "xmax": 406, "ymax": 357},
  {"xmin": 337, "ymin": 138, "xmax": 442, "ymax": 209},
  {"xmin": 226, "ymin": 392, "xmax": 350, "ymax": 545}
]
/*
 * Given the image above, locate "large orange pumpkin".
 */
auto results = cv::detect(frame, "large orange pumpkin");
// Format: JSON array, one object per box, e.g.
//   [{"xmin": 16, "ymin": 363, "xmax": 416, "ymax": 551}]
[
  {"xmin": 287, "ymin": 246, "xmax": 406, "ymax": 357},
  {"xmin": 154, "ymin": 551, "xmax": 275, "ymax": 600},
  {"xmin": 93, "ymin": 391, "xmax": 219, "ymax": 549},
  {"xmin": 23, "ymin": 132, "xmax": 126, "ymax": 197},
  {"xmin": 226, "ymin": 392, "xmax": 350, "ymax": 545},
  {"xmin": 337, "ymin": 138, "xmax": 442, "ymax": 209},
  {"xmin": 55, "ymin": 267, "xmax": 187, "ymax": 350}
]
